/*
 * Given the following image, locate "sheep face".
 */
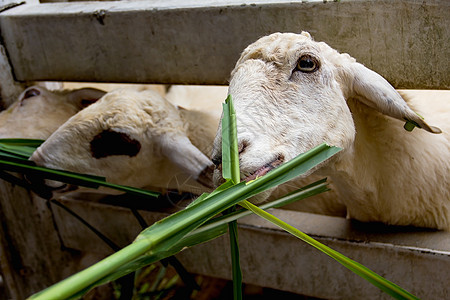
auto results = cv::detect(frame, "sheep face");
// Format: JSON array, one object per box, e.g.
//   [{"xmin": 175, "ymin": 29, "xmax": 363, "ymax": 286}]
[
  {"xmin": 212, "ymin": 33, "xmax": 355, "ymax": 199},
  {"xmin": 30, "ymin": 88, "xmax": 213, "ymax": 197},
  {"xmin": 212, "ymin": 32, "xmax": 439, "ymax": 203},
  {"xmin": 0, "ymin": 86, "xmax": 105, "ymax": 139}
]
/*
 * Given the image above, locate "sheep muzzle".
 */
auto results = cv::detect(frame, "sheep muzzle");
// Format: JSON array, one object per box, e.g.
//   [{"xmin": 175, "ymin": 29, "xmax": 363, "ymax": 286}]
[{"xmin": 243, "ymin": 154, "xmax": 284, "ymax": 182}]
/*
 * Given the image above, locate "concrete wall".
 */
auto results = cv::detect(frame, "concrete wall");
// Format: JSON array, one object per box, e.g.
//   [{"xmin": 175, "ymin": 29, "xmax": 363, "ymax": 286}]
[{"xmin": 0, "ymin": 0, "xmax": 449, "ymax": 88}]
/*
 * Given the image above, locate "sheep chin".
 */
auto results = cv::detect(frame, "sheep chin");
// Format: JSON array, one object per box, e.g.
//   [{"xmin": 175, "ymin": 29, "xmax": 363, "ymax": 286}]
[
  {"xmin": 243, "ymin": 165, "xmax": 273, "ymax": 182},
  {"xmin": 242, "ymin": 154, "xmax": 285, "ymax": 182}
]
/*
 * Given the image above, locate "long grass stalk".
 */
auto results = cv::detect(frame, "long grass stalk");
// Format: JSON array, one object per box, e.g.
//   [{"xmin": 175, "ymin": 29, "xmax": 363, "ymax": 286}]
[
  {"xmin": 222, "ymin": 95, "xmax": 240, "ymax": 184},
  {"xmin": 222, "ymin": 95, "xmax": 243, "ymax": 300},
  {"xmin": 0, "ymin": 138, "xmax": 44, "ymax": 157},
  {"xmin": 0, "ymin": 158, "xmax": 159, "ymax": 198},
  {"xmin": 30, "ymin": 239, "xmax": 152, "ymax": 299},
  {"xmin": 227, "ymin": 210, "xmax": 242, "ymax": 300},
  {"xmin": 239, "ymin": 200, "xmax": 418, "ymax": 300}
]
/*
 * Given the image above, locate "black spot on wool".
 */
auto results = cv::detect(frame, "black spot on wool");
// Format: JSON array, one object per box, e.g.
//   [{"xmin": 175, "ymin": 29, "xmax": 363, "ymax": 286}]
[{"xmin": 90, "ymin": 130, "xmax": 141, "ymax": 159}]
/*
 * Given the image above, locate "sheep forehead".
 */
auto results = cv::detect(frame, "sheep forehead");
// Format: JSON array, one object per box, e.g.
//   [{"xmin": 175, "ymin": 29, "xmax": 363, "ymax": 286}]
[
  {"xmin": 6, "ymin": 89, "xmax": 74, "ymax": 117},
  {"xmin": 237, "ymin": 32, "xmax": 353, "ymax": 72},
  {"xmin": 228, "ymin": 33, "xmax": 356, "ymax": 153},
  {"xmin": 105, "ymin": 89, "xmax": 183, "ymax": 130},
  {"xmin": 55, "ymin": 88, "xmax": 183, "ymax": 140},
  {"xmin": 240, "ymin": 33, "xmax": 316, "ymax": 65},
  {"xmin": 80, "ymin": 88, "xmax": 172, "ymax": 117},
  {"xmin": 34, "ymin": 87, "xmax": 69, "ymax": 104}
]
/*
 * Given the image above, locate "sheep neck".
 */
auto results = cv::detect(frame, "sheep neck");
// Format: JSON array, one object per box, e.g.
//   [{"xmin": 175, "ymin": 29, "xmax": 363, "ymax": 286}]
[{"xmin": 323, "ymin": 98, "xmax": 449, "ymax": 229}]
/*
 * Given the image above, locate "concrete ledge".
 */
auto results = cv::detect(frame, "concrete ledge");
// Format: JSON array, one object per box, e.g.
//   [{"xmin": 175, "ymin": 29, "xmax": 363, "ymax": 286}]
[
  {"xmin": 0, "ymin": 0, "xmax": 449, "ymax": 88},
  {"xmin": 53, "ymin": 198, "xmax": 450, "ymax": 300}
]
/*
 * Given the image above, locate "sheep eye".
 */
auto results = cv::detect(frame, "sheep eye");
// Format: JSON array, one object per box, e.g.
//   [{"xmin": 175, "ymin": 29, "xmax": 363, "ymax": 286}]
[
  {"xmin": 23, "ymin": 88, "xmax": 41, "ymax": 100},
  {"xmin": 296, "ymin": 55, "xmax": 319, "ymax": 73}
]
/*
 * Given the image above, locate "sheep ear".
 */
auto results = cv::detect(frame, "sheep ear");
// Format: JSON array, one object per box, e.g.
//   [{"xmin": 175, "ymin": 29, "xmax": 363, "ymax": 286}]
[
  {"xmin": 300, "ymin": 31, "xmax": 312, "ymax": 39},
  {"xmin": 19, "ymin": 86, "xmax": 43, "ymax": 101},
  {"xmin": 68, "ymin": 88, "xmax": 106, "ymax": 109},
  {"xmin": 159, "ymin": 134, "xmax": 214, "ymax": 188},
  {"xmin": 350, "ymin": 63, "xmax": 441, "ymax": 134}
]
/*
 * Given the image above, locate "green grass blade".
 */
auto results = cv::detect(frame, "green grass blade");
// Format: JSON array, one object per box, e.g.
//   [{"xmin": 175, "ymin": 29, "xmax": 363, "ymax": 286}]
[
  {"xmin": 188, "ymin": 180, "xmax": 236, "ymax": 208},
  {"xmin": 29, "ymin": 239, "xmax": 153, "ymax": 300},
  {"xmin": 239, "ymin": 200, "xmax": 419, "ymax": 300},
  {"xmin": 0, "ymin": 138, "xmax": 159, "ymax": 198},
  {"xmin": 221, "ymin": 95, "xmax": 240, "ymax": 184},
  {"xmin": 0, "ymin": 158, "xmax": 159, "ymax": 198},
  {"xmin": 100, "ymin": 182, "xmax": 159, "ymax": 198},
  {"xmin": 227, "ymin": 209, "xmax": 242, "ymax": 300},
  {"xmin": 221, "ymin": 95, "xmax": 232, "ymax": 181},
  {"xmin": 222, "ymin": 95, "xmax": 243, "ymax": 300},
  {"xmin": 0, "ymin": 153, "xmax": 36, "ymax": 163},
  {"xmin": 0, "ymin": 145, "xmax": 36, "ymax": 159},
  {"xmin": 134, "ymin": 144, "xmax": 339, "ymax": 254},
  {"xmin": 134, "ymin": 181, "xmax": 246, "ymax": 244},
  {"xmin": 0, "ymin": 138, "xmax": 44, "ymax": 158},
  {"xmin": 58, "ymin": 224, "xmax": 229, "ymax": 298},
  {"xmin": 244, "ymin": 144, "xmax": 340, "ymax": 199},
  {"xmin": 0, "ymin": 138, "xmax": 45, "ymax": 147},
  {"xmin": 0, "ymin": 158, "xmax": 104, "ymax": 187}
]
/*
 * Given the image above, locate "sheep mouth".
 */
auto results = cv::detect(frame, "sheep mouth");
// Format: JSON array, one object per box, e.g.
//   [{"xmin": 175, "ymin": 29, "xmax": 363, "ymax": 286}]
[
  {"xmin": 243, "ymin": 155, "xmax": 284, "ymax": 182},
  {"xmin": 49, "ymin": 183, "xmax": 79, "ymax": 193}
]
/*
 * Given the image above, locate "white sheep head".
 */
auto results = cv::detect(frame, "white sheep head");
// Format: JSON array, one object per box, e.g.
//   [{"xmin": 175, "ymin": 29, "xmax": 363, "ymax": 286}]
[
  {"xmin": 212, "ymin": 32, "xmax": 441, "ymax": 202},
  {"xmin": 30, "ymin": 88, "xmax": 214, "ymax": 198},
  {"xmin": 0, "ymin": 86, "xmax": 106, "ymax": 139}
]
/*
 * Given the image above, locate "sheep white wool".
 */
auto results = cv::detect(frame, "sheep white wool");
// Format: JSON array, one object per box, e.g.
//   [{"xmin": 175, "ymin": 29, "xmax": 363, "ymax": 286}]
[
  {"xmin": 30, "ymin": 88, "xmax": 216, "ymax": 195},
  {"xmin": 165, "ymin": 85, "xmax": 226, "ymax": 121},
  {"xmin": 0, "ymin": 86, "xmax": 105, "ymax": 139},
  {"xmin": 211, "ymin": 32, "xmax": 449, "ymax": 230},
  {"xmin": 28, "ymin": 84, "xmax": 345, "ymax": 216},
  {"xmin": 165, "ymin": 85, "xmax": 228, "ymax": 157}
]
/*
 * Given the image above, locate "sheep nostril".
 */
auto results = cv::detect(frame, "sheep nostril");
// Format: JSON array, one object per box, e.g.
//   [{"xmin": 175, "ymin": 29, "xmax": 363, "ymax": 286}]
[
  {"xmin": 238, "ymin": 140, "xmax": 248, "ymax": 154},
  {"xmin": 212, "ymin": 141, "xmax": 248, "ymax": 167},
  {"xmin": 212, "ymin": 155, "xmax": 222, "ymax": 167}
]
